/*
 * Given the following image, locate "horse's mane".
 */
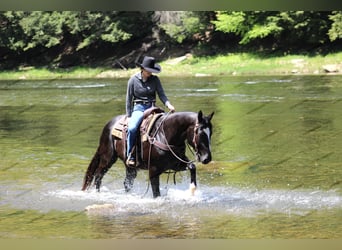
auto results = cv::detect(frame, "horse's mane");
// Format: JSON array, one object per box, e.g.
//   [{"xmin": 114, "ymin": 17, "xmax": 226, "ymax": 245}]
[
  {"xmin": 157, "ymin": 111, "xmax": 197, "ymax": 146},
  {"xmin": 164, "ymin": 111, "xmax": 197, "ymax": 124}
]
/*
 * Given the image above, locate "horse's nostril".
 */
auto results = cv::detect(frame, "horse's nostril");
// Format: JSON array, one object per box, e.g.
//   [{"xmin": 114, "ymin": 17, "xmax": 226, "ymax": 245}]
[{"xmin": 202, "ymin": 157, "xmax": 211, "ymax": 164}]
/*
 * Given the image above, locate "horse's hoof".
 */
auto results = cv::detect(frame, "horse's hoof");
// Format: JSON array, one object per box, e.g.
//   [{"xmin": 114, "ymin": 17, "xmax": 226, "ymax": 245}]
[{"xmin": 189, "ymin": 183, "xmax": 196, "ymax": 196}]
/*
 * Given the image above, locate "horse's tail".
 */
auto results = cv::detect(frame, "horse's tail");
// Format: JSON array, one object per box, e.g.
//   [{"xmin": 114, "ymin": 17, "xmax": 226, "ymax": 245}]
[
  {"xmin": 81, "ymin": 116, "xmax": 121, "ymax": 191},
  {"xmin": 81, "ymin": 151, "xmax": 101, "ymax": 191}
]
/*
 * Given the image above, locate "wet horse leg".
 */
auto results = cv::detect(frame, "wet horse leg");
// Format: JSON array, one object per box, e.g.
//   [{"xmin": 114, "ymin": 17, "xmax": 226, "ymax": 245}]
[
  {"xmin": 94, "ymin": 154, "xmax": 117, "ymax": 192},
  {"xmin": 123, "ymin": 167, "xmax": 137, "ymax": 192},
  {"xmin": 188, "ymin": 162, "xmax": 197, "ymax": 187},
  {"xmin": 149, "ymin": 167, "xmax": 161, "ymax": 198},
  {"xmin": 91, "ymin": 124, "xmax": 117, "ymax": 191},
  {"xmin": 150, "ymin": 175, "xmax": 160, "ymax": 198},
  {"xmin": 93, "ymin": 140, "xmax": 117, "ymax": 192}
]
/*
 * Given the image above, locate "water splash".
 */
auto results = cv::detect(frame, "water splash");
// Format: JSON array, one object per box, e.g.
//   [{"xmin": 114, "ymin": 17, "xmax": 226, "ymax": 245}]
[{"xmin": 46, "ymin": 183, "xmax": 342, "ymax": 217}]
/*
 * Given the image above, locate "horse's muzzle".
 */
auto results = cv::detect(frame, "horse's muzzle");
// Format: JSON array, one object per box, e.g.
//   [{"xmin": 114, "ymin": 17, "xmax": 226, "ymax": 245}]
[
  {"xmin": 198, "ymin": 153, "xmax": 211, "ymax": 164},
  {"xmin": 201, "ymin": 157, "xmax": 211, "ymax": 164}
]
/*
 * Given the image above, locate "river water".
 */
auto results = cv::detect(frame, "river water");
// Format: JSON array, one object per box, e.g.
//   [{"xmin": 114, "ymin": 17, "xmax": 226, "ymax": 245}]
[{"xmin": 0, "ymin": 75, "xmax": 341, "ymax": 238}]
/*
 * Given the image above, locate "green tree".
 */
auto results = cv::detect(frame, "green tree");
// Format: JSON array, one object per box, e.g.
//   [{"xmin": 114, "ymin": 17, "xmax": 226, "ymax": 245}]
[
  {"xmin": 67, "ymin": 11, "xmax": 132, "ymax": 50},
  {"xmin": 212, "ymin": 11, "xmax": 283, "ymax": 45},
  {"xmin": 19, "ymin": 11, "xmax": 66, "ymax": 50},
  {"xmin": 0, "ymin": 11, "xmax": 26, "ymax": 51},
  {"xmin": 66, "ymin": 11, "xmax": 153, "ymax": 51},
  {"xmin": 276, "ymin": 11, "xmax": 331, "ymax": 46},
  {"xmin": 328, "ymin": 11, "xmax": 342, "ymax": 41},
  {"xmin": 212, "ymin": 11, "xmax": 333, "ymax": 48},
  {"xmin": 0, "ymin": 11, "xmax": 152, "ymax": 52},
  {"xmin": 154, "ymin": 11, "xmax": 209, "ymax": 43}
]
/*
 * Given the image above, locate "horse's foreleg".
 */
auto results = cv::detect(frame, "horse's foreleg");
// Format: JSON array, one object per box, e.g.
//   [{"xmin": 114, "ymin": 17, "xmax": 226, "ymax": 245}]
[
  {"xmin": 188, "ymin": 162, "xmax": 197, "ymax": 195},
  {"xmin": 188, "ymin": 162, "xmax": 197, "ymax": 186},
  {"xmin": 150, "ymin": 175, "xmax": 161, "ymax": 198},
  {"xmin": 124, "ymin": 167, "xmax": 137, "ymax": 193},
  {"xmin": 149, "ymin": 167, "xmax": 161, "ymax": 198}
]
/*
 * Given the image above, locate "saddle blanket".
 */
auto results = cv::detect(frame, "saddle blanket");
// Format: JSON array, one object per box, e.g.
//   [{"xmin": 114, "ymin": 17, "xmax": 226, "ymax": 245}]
[{"xmin": 111, "ymin": 116, "xmax": 127, "ymax": 139}]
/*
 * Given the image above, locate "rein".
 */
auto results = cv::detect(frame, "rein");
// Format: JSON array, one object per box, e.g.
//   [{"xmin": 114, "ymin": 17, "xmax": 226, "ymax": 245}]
[{"xmin": 149, "ymin": 112, "xmax": 196, "ymax": 165}]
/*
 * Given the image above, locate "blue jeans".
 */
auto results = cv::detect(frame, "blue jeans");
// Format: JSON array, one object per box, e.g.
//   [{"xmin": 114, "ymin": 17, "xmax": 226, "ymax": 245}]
[{"xmin": 127, "ymin": 103, "xmax": 152, "ymax": 158}]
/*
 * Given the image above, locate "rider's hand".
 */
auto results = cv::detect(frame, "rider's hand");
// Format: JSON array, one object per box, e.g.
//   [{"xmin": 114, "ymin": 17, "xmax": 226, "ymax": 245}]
[{"xmin": 167, "ymin": 103, "xmax": 175, "ymax": 113}]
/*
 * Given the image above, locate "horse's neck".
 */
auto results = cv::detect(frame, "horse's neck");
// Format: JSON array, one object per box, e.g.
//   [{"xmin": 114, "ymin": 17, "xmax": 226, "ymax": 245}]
[{"xmin": 163, "ymin": 112, "xmax": 196, "ymax": 145}]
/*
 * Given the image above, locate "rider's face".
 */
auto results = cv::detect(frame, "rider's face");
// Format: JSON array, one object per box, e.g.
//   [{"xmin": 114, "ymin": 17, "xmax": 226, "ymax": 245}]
[{"xmin": 142, "ymin": 69, "xmax": 152, "ymax": 79}]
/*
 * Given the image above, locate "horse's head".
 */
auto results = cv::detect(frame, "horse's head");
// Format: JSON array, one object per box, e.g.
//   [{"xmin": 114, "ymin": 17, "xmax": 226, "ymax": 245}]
[{"xmin": 193, "ymin": 110, "xmax": 214, "ymax": 164}]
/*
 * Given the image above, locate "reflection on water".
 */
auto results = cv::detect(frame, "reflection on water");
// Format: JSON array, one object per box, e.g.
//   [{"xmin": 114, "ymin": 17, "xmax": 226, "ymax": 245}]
[{"xmin": 1, "ymin": 76, "xmax": 342, "ymax": 238}]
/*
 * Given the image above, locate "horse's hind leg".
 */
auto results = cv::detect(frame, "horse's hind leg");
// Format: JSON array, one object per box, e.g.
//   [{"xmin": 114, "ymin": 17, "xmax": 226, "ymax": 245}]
[
  {"xmin": 123, "ymin": 167, "xmax": 137, "ymax": 192},
  {"xmin": 82, "ymin": 152, "xmax": 101, "ymax": 191},
  {"xmin": 94, "ymin": 159, "xmax": 112, "ymax": 191},
  {"xmin": 94, "ymin": 148, "xmax": 118, "ymax": 192},
  {"xmin": 82, "ymin": 151, "xmax": 116, "ymax": 191}
]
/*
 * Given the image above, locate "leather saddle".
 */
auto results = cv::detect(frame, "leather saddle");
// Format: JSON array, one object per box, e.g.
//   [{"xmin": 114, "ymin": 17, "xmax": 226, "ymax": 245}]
[{"xmin": 111, "ymin": 107, "xmax": 164, "ymax": 163}]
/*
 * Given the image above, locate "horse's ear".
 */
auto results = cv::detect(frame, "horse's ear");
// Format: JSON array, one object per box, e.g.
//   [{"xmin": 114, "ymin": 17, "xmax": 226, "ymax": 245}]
[
  {"xmin": 208, "ymin": 111, "xmax": 214, "ymax": 121},
  {"xmin": 198, "ymin": 110, "xmax": 203, "ymax": 122}
]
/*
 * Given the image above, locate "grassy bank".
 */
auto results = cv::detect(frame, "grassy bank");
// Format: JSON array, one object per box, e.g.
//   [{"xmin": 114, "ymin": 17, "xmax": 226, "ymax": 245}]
[{"xmin": 0, "ymin": 52, "xmax": 341, "ymax": 80}]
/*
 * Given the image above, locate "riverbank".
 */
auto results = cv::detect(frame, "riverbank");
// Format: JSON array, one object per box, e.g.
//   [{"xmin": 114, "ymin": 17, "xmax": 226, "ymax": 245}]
[{"xmin": 0, "ymin": 52, "xmax": 341, "ymax": 80}]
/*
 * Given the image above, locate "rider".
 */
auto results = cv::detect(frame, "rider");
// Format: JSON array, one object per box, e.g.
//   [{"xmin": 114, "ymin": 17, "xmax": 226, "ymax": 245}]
[{"xmin": 125, "ymin": 56, "xmax": 175, "ymax": 167}]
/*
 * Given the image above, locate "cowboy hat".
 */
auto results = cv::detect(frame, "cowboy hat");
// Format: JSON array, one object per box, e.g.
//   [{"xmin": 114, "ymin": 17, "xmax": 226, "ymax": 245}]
[{"xmin": 137, "ymin": 56, "xmax": 162, "ymax": 73}]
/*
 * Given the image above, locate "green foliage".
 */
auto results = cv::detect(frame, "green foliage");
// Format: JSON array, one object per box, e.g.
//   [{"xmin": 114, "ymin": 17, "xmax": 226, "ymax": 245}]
[
  {"xmin": 213, "ymin": 11, "xmax": 285, "ymax": 45},
  {"xmin": 212, "ymin": 11, "xmax": 246, "ymax": 35},
  {"xmin": 212, "ymin": 11, "xmax": 333, "ymax": 47},
  {"xmin": 328, "ymin": 11, "xmax": 342, "ymax": 41},
  {"xmin": 277, "ymin": 11, "xmax": 331, "ymax": 45},
  {"xmin": 0, "ymin": 11, "xmax": 340, "ymax": 70},
  {"xmin": 19, "ymin": 11, "xmax": 65, "ymax": 50},
  {"xmin": 158, "ymin": 11, "xmax": 205, "ymax": 43},
  {"xmin": 0, "ymin": 11, "xmax": 26, "ymax": 50},
  {"xmin": 240, "ymin": 22, "xmax": 282, "ymax": 45},
  {"xmin": 72, "ymin": 11, "xmax": 132, "ymax": 50},
  {"xmin": 0, "ymin": 11, "xmax": 149, "ymax": 52}
]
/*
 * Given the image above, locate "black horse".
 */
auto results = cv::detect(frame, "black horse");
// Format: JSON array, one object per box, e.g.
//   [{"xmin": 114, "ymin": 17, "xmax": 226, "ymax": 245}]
[{"xmin": 82, "ymin": 110, "xmax": 214, "ymax": 198}]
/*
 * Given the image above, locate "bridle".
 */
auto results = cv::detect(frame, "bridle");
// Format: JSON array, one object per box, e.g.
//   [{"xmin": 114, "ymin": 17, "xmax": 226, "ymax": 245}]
[
  {"xmin": 148, "ymin": 112, "xmax": 202, "ymax": 164},
  {"xmin": 192, "ymin": 122, "xmax": 200, "ymax": 152}
]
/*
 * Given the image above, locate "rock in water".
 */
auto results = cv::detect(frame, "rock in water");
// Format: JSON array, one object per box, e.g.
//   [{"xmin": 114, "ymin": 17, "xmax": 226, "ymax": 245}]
[
  {"xmin": 85, "ymin": 203, "xmax": 115, "ymax": 214},
  {"xmin": 323, "ymin": 64, "xmax": 339, "ymax": 73}
]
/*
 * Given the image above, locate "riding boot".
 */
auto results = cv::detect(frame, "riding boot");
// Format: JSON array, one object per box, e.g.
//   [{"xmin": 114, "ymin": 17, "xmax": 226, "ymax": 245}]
[
  {"xmin": 126, "ymin": 154, "xmax": 135, "ymax": 167},
  {"xmin": 126, "ymin": 147, "xmax": 136, "ymax": 167}
]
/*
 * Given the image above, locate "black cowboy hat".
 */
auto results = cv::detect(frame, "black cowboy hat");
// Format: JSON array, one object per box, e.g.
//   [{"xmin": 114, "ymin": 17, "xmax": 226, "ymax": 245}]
[{"xmin": 137, "ymin": 56, "xmax": 162, "ymax": 73}]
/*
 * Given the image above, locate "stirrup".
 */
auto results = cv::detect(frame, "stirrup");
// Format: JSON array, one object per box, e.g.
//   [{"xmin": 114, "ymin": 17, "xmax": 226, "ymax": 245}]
[{"xmin": 126, "ymin": 158, "xmax": 136, "ymax": 167}]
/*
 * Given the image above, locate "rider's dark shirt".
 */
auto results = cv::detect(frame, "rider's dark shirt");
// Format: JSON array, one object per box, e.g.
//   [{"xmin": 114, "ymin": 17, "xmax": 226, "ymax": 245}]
[{"xmin": 126, "ymin": 72, "xmax": 168, "ymax": 117}]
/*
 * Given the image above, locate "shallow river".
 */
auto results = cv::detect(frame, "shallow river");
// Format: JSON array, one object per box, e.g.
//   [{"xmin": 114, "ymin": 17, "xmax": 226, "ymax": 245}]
[{"xmin": 0, "ymin": 75, "xmax": 341, "ymax": 238}]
